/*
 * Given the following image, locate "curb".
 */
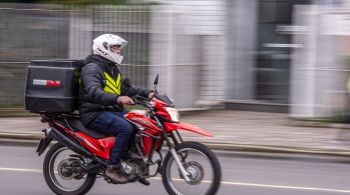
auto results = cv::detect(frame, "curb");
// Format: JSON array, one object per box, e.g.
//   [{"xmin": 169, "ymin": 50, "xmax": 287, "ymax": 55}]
[
  {"xmin": 2, "ymin": 133, "xmax": 350, "ymax": 158},
  {"xmin": 202, "ymin": 142, "xmax": 350, "ymax": 157},
  {"xmin": 0, "ymin": 138, "xmax": 42, "ymax": 147},
  {"xmin": 289, "ymin": 120, "xmax": 350, "ymax": 129},
  {"xmin": 0, "ymin": 132, "xmax": 43, "ymax": 140}
]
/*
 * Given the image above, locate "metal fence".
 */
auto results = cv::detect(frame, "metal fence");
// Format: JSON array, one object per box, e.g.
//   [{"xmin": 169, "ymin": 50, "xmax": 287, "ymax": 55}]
[
  {"xmin": 0, "ymin": 2, "xmax": 227, "ymax": 110},
  {"xmin": 0, "ymin": 4, "xmax": 153, "ymax": 108},
  {"xmin": 0, "ymin": 3, "xmax": 70, "ymax": 108}
]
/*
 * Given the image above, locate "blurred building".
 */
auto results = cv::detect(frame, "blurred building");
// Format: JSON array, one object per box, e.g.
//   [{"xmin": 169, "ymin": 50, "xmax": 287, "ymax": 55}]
[
  {"xmin": 1, "ymin": 0, "xmax": 350, "ymax": 119},
  {"xmin": 150, "ymin": 0, "xmax": 313, "ymax": 112},
  {"xmin": 291, "ymin": 0, "xmax": 350, "ymax": 118},
  {"xmin": 224, "ymin": 0, "xmax": 312, "ymax": 112}
]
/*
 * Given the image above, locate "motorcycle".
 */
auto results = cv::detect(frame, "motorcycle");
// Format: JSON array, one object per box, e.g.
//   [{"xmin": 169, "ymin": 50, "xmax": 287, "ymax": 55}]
[{"xmin": 35, "ymin": 75, "xmax": 222, "ymax": 195}]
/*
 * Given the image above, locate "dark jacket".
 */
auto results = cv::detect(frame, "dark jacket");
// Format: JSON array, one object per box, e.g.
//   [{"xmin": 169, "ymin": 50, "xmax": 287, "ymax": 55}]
[{"xmin": 79, "ymin": 54, "xmax": 149, "ymax": 126}]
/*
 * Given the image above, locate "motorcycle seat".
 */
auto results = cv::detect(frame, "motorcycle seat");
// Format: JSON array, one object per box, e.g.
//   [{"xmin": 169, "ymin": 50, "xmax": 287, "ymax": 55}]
[{"xmin": 66, "ymin": 118, "xmax": 111, "ymax": 139}]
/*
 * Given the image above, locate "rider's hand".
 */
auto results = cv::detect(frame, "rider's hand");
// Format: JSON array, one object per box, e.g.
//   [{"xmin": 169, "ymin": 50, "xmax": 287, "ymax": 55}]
[
  {"xmin": 117, "ymin": 96, "xmax": 134, "ymax": 105},
  {"xmin": 148, "ymin": 91, "xmax": 155, "ymax": 99}
]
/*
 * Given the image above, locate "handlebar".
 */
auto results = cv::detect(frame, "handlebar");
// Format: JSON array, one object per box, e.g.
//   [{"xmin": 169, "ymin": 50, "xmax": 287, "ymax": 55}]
[{"xmin": 131, "ymin": 95, "xmax": 153, "ymax": 109}]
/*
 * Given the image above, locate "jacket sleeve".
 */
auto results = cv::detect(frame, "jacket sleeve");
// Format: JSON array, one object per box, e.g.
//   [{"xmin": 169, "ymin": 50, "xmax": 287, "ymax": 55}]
[
  {"xmin": 121, "ymin": 79, "xmax": 151, "ymax": 98},
  {"xmin": 81, "ymin": 63, "xmax": 120, "ymax": 106}
]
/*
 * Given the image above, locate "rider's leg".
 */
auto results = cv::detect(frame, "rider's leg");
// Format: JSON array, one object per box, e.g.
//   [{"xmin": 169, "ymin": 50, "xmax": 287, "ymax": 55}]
[
  {"xmin": 87, "ymin": 111, "xmax": 134, "ymax": 183},
  {"xmin": 106, "ymin": 117, "xmax": 134, "ymax": 165},
  {"xmin": 88, "ymin": 110, "xmax": 134, "ymax": 165}
]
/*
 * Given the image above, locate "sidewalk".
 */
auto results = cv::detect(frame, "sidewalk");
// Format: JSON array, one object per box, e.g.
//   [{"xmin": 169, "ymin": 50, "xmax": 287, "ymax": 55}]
[{"xmin": 1, "ymin": 110, "xmax": 350, "ymax": 156}]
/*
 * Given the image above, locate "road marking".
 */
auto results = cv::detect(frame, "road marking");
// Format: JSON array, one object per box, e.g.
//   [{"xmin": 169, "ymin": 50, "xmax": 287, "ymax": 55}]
[
  {"xmin": 153, "ymin": 177, "xmax": 350, "ymax": 193},
  {"xmin": 220, "ymin": 181, "xmax": 350, "ymax": 193},
  {"xmin": 0, "ymin": 167, "xmax": 42, "ymax": 173},
  {"xmin": 1, "ymin": 167, "xmax": 350, "ymax": 193}
]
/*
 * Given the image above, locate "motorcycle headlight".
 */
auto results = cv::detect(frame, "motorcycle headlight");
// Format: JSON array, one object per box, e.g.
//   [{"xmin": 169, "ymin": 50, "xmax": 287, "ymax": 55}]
[{"xmin": 164, "ymin": 107, "xmax": 180, "ymax": 122}]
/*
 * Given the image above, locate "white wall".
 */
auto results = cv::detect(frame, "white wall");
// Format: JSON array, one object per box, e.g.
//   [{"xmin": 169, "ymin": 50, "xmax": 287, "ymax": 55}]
[
  {"xmin": 150, "ymin": 1, "xmax": 227, "ymax": 108},
  {"xmin": 291, "ymin": 5, "xmax": 350, "ymax": 118},
  {"xmin": 225, "ymin": 0, "xmax": 258, "ymax": 100}
]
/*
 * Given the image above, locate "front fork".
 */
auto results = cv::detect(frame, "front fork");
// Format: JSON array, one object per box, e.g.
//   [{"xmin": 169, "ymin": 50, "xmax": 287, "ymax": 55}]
[
  {"xmin": 169, "ymin": 148, "xmax": 191, "ymax": 182},
  {"xmin": 152, "ymin": 113, "xmax": 191, "ymax": 182},
  {"xmin": 168, "ymin": 130, "xmax": 191, "ymax": 181}
]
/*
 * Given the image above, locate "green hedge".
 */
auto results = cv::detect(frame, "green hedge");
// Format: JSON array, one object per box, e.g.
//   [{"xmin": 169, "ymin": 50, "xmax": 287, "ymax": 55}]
[{"xmin": 0, "ymin": 0, "xmax": 128, "ymax": 4}]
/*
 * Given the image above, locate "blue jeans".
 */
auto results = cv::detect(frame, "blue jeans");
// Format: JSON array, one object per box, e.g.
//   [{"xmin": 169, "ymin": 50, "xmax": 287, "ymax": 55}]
[{"xmin": 87, "ymin": 110, "xmax": 134, "ymax": 165}]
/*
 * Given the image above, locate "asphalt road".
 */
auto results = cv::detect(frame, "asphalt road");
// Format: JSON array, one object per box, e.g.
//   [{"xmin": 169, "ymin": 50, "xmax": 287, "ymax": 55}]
[{"xmin": 1, "ymin": 145, "xmax": 350, "ymax": 195}]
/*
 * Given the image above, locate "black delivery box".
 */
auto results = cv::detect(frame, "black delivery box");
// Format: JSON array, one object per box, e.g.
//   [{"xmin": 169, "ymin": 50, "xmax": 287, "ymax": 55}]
[{"xmin": 25, "ymin": 59, "xmax": 83, "ymax": 113}]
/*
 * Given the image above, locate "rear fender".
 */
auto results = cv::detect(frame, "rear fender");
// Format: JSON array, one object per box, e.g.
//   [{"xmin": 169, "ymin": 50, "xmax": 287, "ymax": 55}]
[
  {"xmin": 36, "ymin": 137, "xmax": 52, "ymax": 156},
  {"xmin": 164, "ymin": 122, "xmax": 213, "ymax": 137}
]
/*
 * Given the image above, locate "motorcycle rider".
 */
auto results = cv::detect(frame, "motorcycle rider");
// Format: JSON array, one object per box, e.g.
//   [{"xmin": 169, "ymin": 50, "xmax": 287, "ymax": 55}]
[{"xmin": 79, "ymin": 34, "xmax": 153, "ymax": 184}]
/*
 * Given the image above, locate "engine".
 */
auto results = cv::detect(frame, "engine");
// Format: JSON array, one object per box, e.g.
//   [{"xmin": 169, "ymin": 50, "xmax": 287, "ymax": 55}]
[{"xmin": 120, "ymin": 160, "xmax": 139, "ymax": 181}]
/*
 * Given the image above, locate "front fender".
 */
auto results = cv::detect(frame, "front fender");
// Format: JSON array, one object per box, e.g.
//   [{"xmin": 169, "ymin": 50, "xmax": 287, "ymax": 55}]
[{"xmin": 164, "ymin": 122, "xmax": 213, "ymax": 137}]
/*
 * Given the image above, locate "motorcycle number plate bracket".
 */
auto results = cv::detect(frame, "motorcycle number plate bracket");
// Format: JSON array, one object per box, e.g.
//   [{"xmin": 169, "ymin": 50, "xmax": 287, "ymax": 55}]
[{"xmin": 36, "ymin": 137, "xmax": 52, "ymax": 156}]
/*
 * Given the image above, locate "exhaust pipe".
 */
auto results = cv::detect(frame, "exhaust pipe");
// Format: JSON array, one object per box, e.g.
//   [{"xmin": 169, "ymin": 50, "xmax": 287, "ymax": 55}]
[{"xmin": 46, "ymin": 126, "xmax": 93, "ymax": 157}]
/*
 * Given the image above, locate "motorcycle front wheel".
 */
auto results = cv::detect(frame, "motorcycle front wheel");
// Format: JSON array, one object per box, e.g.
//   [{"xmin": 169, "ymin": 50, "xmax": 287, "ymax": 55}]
[
  {"xmin": 162, "ymin": 141, "xmax": 221, "ymax": 195},
  {"xmin": 43, "ymin": 143, "xmax": 96, "ymax": 195}
]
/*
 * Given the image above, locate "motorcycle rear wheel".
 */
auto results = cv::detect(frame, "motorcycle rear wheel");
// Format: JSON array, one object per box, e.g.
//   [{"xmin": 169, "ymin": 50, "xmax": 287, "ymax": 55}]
[
  {"xmin": 43, "ymin": 143, "xmax": 96, "ymax": 195},
  {"xmin": 162, "ymin": 141, "xmax": 221, "ymax": 195}
]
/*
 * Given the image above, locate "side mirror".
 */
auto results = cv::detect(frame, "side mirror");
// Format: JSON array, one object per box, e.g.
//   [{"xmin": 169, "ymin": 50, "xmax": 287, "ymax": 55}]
[{"xmin": 154, "ymin": 74, "xmax": 159, "ymax": 85}]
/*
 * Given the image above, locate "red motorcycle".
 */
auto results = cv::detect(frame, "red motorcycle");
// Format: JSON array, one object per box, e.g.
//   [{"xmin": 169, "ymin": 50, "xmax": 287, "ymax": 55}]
[{"xmin": 35, "ymin": 76, "xmax": 221, "ymax": 195}]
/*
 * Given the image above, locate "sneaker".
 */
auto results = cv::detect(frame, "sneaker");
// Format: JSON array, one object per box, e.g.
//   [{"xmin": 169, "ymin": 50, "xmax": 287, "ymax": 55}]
[{"xmin": 105, "ymin": 165, "xmax": 128, "ymax": 184}]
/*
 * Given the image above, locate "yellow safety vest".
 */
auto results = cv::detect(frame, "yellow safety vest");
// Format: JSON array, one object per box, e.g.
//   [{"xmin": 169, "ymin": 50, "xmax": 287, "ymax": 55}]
[{"xmin": 103, "ymin": 72, "xmax": 121, "ymax": 95}]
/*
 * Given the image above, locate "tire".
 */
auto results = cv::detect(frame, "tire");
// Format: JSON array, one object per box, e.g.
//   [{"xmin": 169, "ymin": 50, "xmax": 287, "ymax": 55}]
[
  {"xmin": 43, "ymin": 143, "xmax": 96, "ymax": 195},
  {"xmin": 162, "ymin": 141, "xmax": 221, "ymax": 195}
]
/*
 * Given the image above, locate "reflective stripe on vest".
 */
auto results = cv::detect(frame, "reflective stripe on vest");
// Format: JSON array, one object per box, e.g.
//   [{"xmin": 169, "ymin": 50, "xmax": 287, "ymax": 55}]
[{"xmin": 103, "ymin": 72, "xmax": 121, "ymax": 95}]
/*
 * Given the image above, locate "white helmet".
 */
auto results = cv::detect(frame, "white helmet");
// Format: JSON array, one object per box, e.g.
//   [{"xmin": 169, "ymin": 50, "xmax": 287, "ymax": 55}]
[{"xmin": 92, "ymin": 34, "xmax": 128, "ymax": 64}]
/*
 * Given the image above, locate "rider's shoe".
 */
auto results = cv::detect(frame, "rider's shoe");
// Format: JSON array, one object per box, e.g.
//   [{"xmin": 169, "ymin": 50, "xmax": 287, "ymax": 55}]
[
  {"xmin": 138, "ymin": 177, "xmax": 150, "ymax": 186},
  {"xmin": 105, "ymin": 165, "xmax": 128, "ymax": 184}
]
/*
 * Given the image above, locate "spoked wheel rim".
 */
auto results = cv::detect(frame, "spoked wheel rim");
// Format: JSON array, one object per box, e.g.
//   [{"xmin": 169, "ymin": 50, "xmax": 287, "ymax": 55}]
[
  {"xmin": 165, "ymin": 148, "xmax": 215, "ymax": 195},
  {"xmin": 48, "ymin": 147, "xmax": 88, "ymax": 192}
]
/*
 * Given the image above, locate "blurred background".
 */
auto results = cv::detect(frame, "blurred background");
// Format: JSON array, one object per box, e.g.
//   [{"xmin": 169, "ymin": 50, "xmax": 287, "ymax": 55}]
[
  {"xmin": 1, "ymin": 0, "xmax": 350, "ymax": 120},
  {"xmin": 3, "ymin": 1, "xmax": 350, "ymax": 194}
]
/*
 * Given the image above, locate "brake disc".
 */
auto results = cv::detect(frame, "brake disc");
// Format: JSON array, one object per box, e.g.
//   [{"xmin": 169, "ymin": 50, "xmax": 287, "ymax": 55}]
[{"xmin": 184, "ymin": 161, "xmax": 204, "ymax": 185}]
